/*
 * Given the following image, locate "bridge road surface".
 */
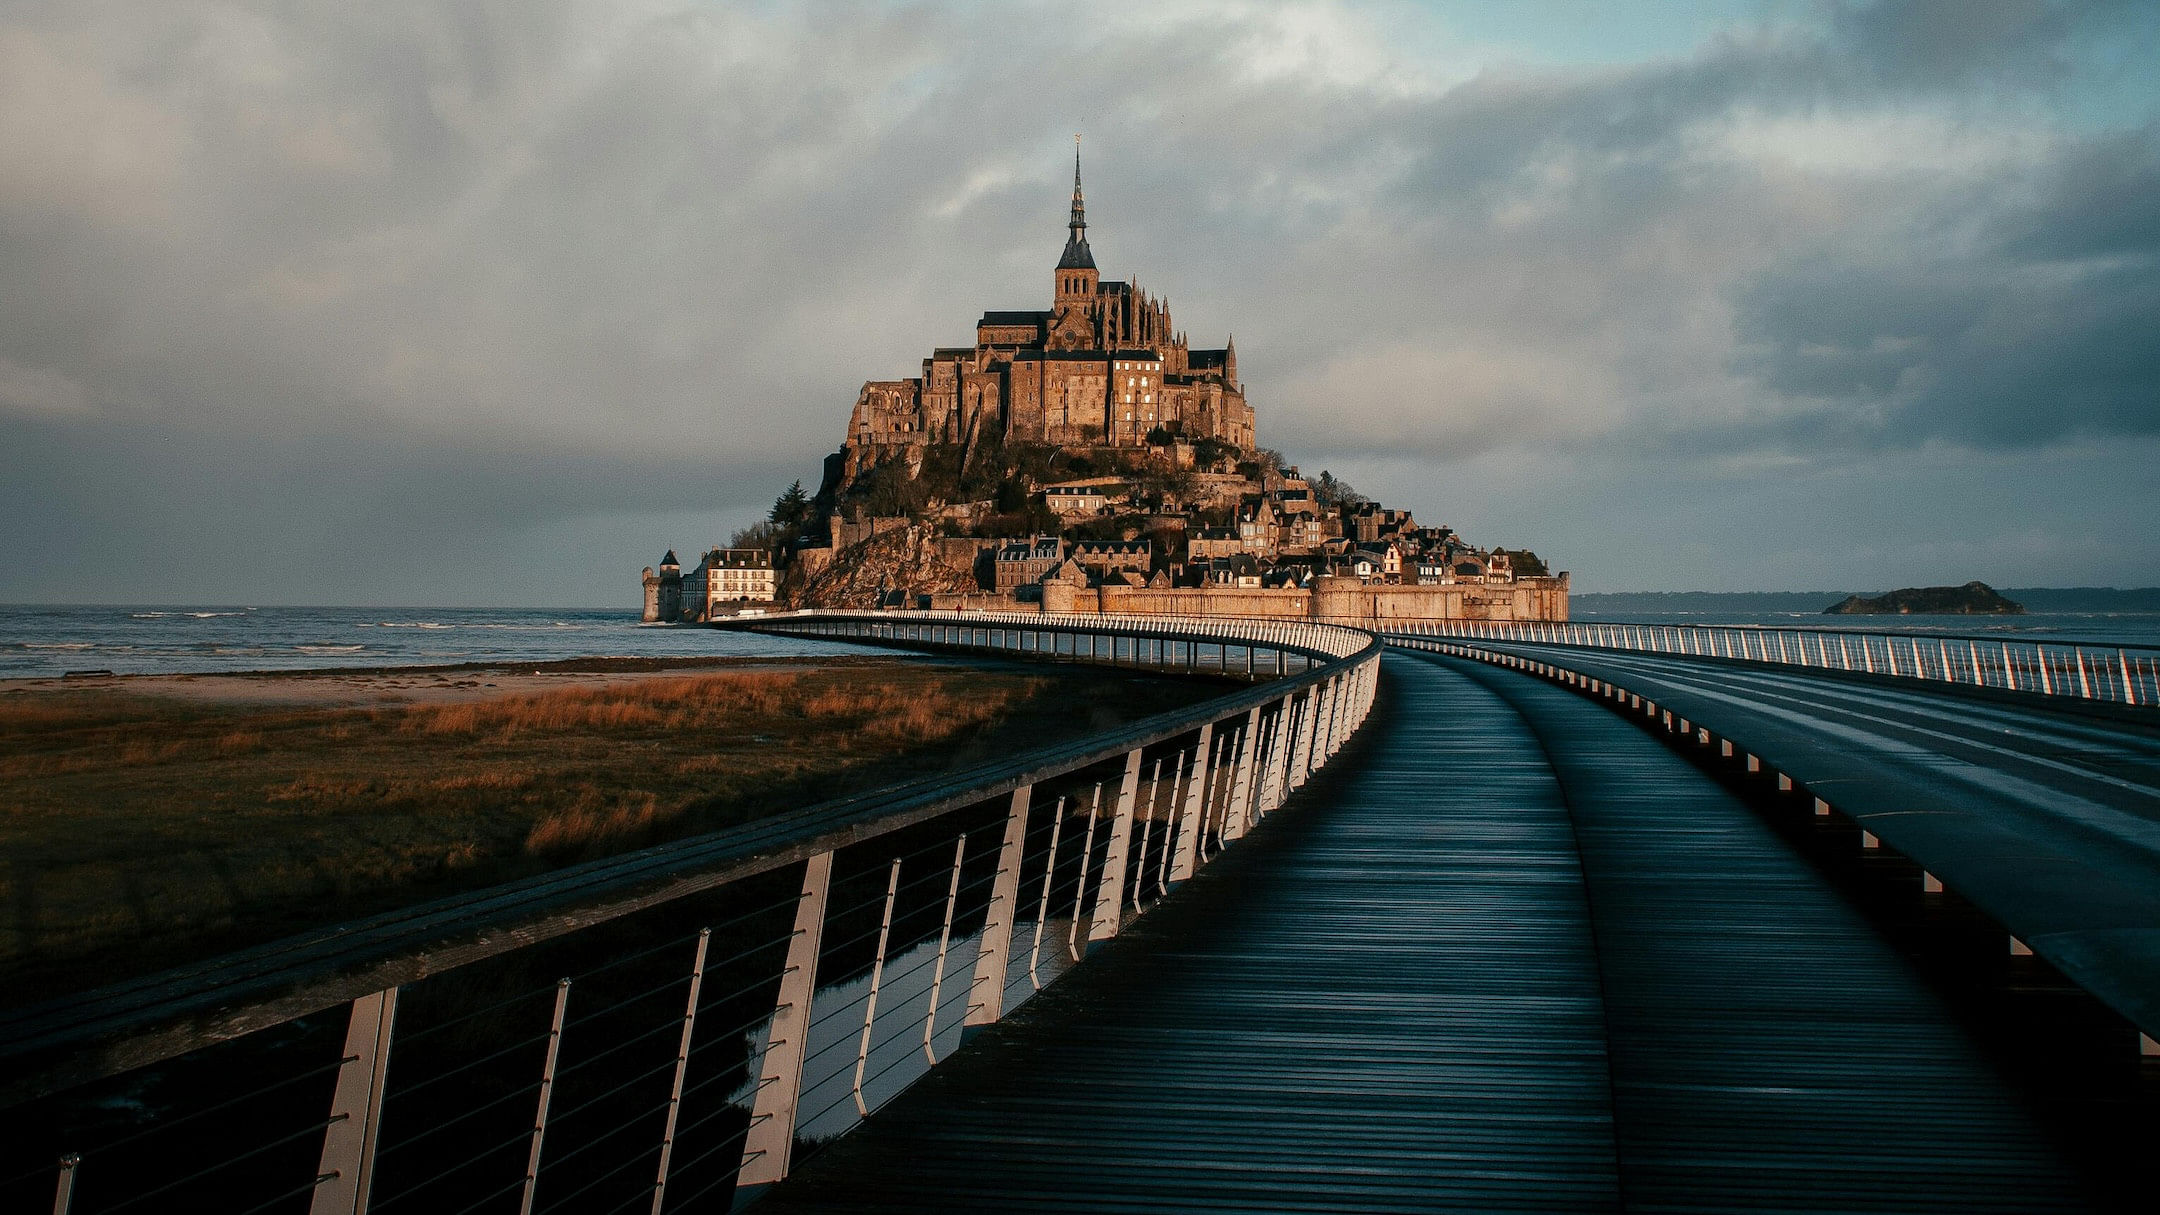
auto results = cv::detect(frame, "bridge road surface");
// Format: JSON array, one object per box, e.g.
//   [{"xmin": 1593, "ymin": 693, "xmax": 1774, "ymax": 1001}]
[
  {"xmin": 1473, "ymin": 640, "xmax": 2160, "ymax": 1045},
  {"xmin": 757, "ymin": 653, "xmax": 2088, "ymax": 1213}
]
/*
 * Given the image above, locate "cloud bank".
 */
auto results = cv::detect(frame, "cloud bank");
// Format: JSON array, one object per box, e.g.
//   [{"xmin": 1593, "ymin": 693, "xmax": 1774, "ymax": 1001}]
[{"xmin": 2, "ymin": 0, "xmax": 2155, "ymax": 602}]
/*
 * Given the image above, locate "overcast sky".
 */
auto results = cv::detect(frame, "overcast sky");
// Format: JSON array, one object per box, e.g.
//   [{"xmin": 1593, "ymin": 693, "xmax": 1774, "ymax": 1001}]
[{"xmin": 3, "ymin": 0, "xmax": 2156, "ymax": 606}]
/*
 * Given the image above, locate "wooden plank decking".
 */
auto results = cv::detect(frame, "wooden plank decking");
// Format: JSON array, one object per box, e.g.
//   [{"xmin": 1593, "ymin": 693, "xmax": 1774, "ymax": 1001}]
[{"xmin": 757, "ymin": 654, "xmax": 2091, "ymax": 1213}]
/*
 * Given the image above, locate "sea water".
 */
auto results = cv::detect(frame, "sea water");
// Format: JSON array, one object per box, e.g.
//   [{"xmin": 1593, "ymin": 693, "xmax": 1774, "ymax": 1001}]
[
  {"xmin": 0, "ymin": 605, "xmax": 864, "ymax": 678},
  {"xmin": 7, "ymin": 602, "xmax": 2155, "ymax": 680}
]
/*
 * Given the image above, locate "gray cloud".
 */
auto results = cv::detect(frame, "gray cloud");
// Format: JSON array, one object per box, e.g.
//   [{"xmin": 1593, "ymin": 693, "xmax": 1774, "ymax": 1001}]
[
  {"xmin": 1732, "ymin": 124, "xmax": 2160, "ymax": 448},
  {"xmin": 2, "ymin": 0, "xmax": 2156, "ymax": 602}
]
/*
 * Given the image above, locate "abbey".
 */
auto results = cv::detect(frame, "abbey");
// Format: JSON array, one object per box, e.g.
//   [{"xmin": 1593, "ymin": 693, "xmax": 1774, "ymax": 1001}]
[{"xmin": 846, "ymin": 143, "xmax": 1255, "ymax": 460}]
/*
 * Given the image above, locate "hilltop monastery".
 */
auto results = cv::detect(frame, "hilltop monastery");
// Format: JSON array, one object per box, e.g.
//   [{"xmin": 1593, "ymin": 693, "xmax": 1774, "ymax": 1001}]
[
  {"xmin": 847, "ymin": 145, "xmax": 1253, "ymax": 459},
  {"xmin": 645, "ymin": 144, "xmax": 1567, "ymax": 625}
]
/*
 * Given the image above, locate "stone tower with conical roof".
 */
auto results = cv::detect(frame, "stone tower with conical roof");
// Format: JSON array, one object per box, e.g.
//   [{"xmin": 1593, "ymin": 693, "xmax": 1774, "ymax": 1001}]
[{"xmin": 641, "ymin": 550, "xmax": 682, "ymax": 622}]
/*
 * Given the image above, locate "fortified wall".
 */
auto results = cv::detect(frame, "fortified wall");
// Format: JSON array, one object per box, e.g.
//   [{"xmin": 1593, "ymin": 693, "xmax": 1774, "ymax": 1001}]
[{"xmin": 926, "ymin": 573, "xmax": 1570, "ymax": 623}]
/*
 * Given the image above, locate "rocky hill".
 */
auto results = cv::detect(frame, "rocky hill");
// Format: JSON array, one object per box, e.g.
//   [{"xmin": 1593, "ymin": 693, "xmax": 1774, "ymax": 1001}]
[
  {"xmin": 791, "ymin": 526, "xmax": 980, "ymax": 609},
  {"xmin": 1824, "ymin": 581, "xmax": 2024, "ymax": 615}
]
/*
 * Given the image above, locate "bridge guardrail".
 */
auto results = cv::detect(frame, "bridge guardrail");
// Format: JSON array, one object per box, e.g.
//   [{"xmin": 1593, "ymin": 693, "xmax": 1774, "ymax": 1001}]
[
  {"xmin": 1397, "ymin": 631, "xmax": 2160, "ymax": 1055},
  {"xmin": 0, "ymin": 612, "xmax": 1379, "ymax": 1215},
  {"xmin": 1375, "ymin": 619, "xmax": 2158, "ymax": 707}
]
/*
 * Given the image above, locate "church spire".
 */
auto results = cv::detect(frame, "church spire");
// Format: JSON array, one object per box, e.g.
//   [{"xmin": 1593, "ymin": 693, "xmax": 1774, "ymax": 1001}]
[
  {"xmin": 1057, "ymin": 133, "xmax": 1095, "ymax": 271},
  {"xmin": 1070, "ymin": 134, "xmax": 1085, "ymax": 232}
]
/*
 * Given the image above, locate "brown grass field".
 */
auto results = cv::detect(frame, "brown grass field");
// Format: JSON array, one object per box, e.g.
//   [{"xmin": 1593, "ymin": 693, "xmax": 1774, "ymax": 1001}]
[{"xmin": 0, "ymin": 657, "xmax": 1218, "ymax": 1005}]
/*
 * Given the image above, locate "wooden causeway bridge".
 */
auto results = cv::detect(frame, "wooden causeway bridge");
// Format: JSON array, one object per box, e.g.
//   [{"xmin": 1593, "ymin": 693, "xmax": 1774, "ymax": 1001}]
[{"xmin": 2, "ymin": 613, "xmax": 2154, "ymax": 1213}]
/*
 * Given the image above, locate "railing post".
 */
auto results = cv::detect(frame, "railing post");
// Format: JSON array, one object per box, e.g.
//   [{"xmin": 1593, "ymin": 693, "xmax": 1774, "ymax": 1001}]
[
  {"xmin": 1028, "ymin": 796, "xmax": 1065, "ymax": 988},
  {"xmin": 1221, "ymin": 709, "xmax": 1261, "ymax": 842},
  {"xmin": 1066, "ymin": 786, "xmax": 1101, "ymax": 961},
  {"xmin": 1322, "ymin": 674, "xmax": 1345, "ymax": 759},
  {"xmin": 922, "ymin": 834, "xmax": 968, "ymax": 1063},
  {"xmin": 649, "ymin": 929, "xmax": 710, "ymax": 1215},
  {"xmin": 1308, "ymin": 675, "xmax": 1334, "ymax": 765},
  {"xmin": 853, "ymin": 860, "xmax": 901, "ymax": 1116},
  {"xmin": 1132, "ymin": 759, "xmax": 1163, "ymax": 911},
  {"xmin": 1285, "ymin": 685, "xmax": 1313, "ymax": 792},
  {"xmin": 1259, "ymin": 695, "xmax": 1295, "ymax": 815},
  {"xmin": 1085, "ymin": 750, "xmax": 1145, "ymax": 953},
  {"xmin": 310, "ymin": 986, "xmax": 399, "ymax": 1215},
  {"xmin": 1156, "ymin": 751, "xmax": 1184, "ymax": 897},
  {"xmin": 519, "ymin": 980, "xmax": 570, "ymax": 1215},
  {"xmin": 735, "ymin": 850, "xmax": 833, "ymax": 1205},
  {"xmin": 965, "ymin": 785, "xmax": 1033, "ymax": 1039},
  {"xmin": 50, "ymin": 1154, "xmax": 78, "ymax": 1215},
  {"xmin": 1168, "ymin": 724, "xmax": 1213, "ymax": 886}
]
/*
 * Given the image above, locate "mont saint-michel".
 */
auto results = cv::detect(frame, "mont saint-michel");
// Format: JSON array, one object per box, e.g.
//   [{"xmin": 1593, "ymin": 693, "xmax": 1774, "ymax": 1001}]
[{"xmin": 643, "ymin": 146, "xmax": 1568, "ymax": 625}]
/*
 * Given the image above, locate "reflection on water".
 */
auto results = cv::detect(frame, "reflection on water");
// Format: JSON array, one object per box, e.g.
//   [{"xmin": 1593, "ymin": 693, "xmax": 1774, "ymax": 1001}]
[{"xmin": 735, "ymin": 920, "xmax": 1079, "ymax": 1141}]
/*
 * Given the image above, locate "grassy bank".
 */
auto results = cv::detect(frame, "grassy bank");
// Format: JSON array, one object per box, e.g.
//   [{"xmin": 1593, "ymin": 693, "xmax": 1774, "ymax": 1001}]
[{"xmin": 0, "ymin": 657, "xmax": 1218, "ymax": 1004}]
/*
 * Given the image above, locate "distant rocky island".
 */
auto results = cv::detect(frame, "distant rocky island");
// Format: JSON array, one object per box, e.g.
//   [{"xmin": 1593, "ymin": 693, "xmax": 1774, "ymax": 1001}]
[{"xmin": 1824, "ymin": 582, "xmax": 2024, "ymax": 616}]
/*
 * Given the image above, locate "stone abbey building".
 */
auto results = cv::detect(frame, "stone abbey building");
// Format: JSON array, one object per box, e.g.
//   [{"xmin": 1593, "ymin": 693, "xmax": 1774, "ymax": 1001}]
[
  {"xmin": 846, "ymin": 144, "xmax": 1255, "ymax": 460},
  {"xmin": 638, "ymin": 146, "xmax": 1569, "ymax": 625}
]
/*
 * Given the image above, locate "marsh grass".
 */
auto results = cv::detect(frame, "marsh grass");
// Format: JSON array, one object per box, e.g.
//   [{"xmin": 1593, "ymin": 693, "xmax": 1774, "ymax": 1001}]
[{"xmin": 0, "ymin": 661, "xmax": 1215, "ymax": 1004}]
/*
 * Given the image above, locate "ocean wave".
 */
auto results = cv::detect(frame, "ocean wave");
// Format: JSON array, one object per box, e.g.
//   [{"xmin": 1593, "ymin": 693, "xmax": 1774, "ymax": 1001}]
[
  {"xmin": 188, "ymin": 611, "xmax": 244, "ymax": 618},
  {"xmin": 374, "ymin": 622, "xmax": 454, "ymax": 629},
  {"xmin": 295, "ymin": 644, "xmax": 366, "ymax": 654},
  {"xmin": 132, "ymin": 612, "xmax": 171, "ymax": 619},
  {"xmin": 22, "ymin": 642, "xmax": 101, "ymax": 651}
]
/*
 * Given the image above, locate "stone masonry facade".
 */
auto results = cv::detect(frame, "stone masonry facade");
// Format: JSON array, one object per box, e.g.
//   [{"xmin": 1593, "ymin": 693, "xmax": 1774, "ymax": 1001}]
[{"xmin": 844, "ymin": 142, "xmax": 1254, "ymax": 475}]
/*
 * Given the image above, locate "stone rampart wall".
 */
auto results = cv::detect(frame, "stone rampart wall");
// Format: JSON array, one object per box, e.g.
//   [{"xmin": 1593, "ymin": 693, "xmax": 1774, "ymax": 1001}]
[{"xmin": 897, "ymin": 575, "xmax": 1570, "ymax": 621}]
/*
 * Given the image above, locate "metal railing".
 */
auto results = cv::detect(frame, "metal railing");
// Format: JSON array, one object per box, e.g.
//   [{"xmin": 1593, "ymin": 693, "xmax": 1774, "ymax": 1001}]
[
  {"xmin": 739, "ymin": 609, "xmax": 1376, "ymax": 676},
  {"xmin": 1376, "ymin": 619, "xmax": 2158, "ymax": 707},
  {"xmin": 0, "ymin": 612, "xmax": 1379, "ymax": 1215}
]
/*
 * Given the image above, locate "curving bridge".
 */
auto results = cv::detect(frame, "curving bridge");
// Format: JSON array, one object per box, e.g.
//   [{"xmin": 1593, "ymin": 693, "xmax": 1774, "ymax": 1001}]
[{"xmin": 2, "ymin": 612, "xmax": 2155, "ymax": 1213}]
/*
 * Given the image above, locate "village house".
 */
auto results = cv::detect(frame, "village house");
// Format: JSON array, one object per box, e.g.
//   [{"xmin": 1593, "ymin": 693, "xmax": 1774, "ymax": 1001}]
[
  {"xmin": 992, "ymin": 535, "xmax": 1065, "ymax": 591},
  {"xmin": 1348, "ymin": 503, "xmax": 1417, "ymax": 544},
  {"xmin": 1043, "ymin": 482, "xmax": 1113, "ymax": 516},
  {"xmin": 682, "ymin": 548, "xmax": 777, "ymax": 620},
  {"xmin": 1235, "ymin": 499, "xmax": 1280, "ymax": 558},
  {"xmin": 1187, "ymin": 527, "xmax": 1241, "ymax": 560},
  {"xmin": 1071, "ymin": 539, "xmax": 1152, "ymax": 581}
]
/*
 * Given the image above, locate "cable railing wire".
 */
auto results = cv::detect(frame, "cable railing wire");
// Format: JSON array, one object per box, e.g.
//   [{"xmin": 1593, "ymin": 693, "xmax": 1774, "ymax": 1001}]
[
  {"xmin": 99, "ymin": 1113, "xmax": 344, "ymax": 1214},
  {"xmin": 8, "ymin": 611, "xmax": 1377, "ymax": 1215}
]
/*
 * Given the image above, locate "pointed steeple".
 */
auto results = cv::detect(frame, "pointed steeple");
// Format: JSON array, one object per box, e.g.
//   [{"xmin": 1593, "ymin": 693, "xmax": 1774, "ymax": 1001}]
[
  {"xmin": 1057, "ymin": 133, "xmax": 1095, "ymax": 271},
  {"xmin": 1070, "ymin": 134, "xmax": 1086, "ymax": 230}
]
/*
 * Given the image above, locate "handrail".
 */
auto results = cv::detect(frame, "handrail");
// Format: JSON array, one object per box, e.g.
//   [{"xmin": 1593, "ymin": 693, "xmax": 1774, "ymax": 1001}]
[
  {"xmin": 731, "ymin": 608, "xmax": 1376, "ymax": 661},
  {"xmin": 0, "ymin": 611, "xmax": 1381, "ymax": 1214},
  {"xmin": 2, "ymin": 615, "xmax": 1376, "ymax": 1102},
  {"xmin": 1373, "ymin": 618, "xmax": 2157, "ymax": 707}
]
